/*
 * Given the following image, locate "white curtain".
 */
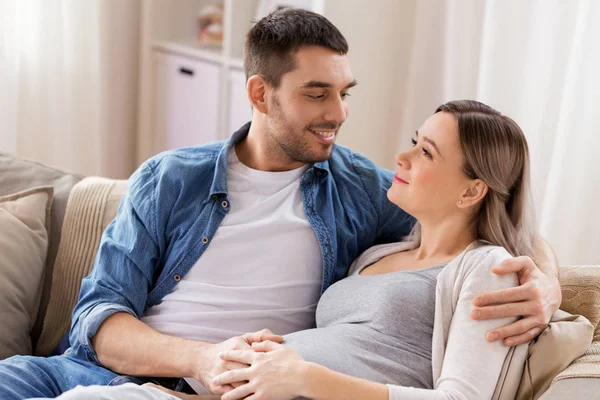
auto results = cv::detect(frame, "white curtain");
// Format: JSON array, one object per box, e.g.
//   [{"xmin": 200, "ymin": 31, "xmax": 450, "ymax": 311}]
[
  {"xmin": 398, "ymin": 0, "xmax": 600, "ymax": 265},
  {"xmin": 0, "ymin": 0, "xmax": 141, "ymax": 178}
]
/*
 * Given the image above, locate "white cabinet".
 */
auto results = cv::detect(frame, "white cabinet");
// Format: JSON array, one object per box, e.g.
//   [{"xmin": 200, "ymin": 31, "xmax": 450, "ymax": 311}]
[
  {"xmin": 151, "ymin": 42, "xmax": 254, "ymax": 153},
  {"xmin": 152, "ymin": 52, "xmax": 221, "ymax": 153}
]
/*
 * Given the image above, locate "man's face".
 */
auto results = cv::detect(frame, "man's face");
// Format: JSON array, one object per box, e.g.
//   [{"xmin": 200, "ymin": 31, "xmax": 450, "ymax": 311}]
[{"xmin": 264, "ymin": 46, "xmax": 355, "ymax": 165}]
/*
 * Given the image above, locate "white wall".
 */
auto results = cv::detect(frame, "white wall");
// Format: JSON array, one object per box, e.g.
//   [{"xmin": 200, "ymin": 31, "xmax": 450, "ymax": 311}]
[
  {"xmin": 0, "ymin": 0, "xmax": 18, "ymax": 155},
  {"xmin": 325, "ymin": 0, "xmax": 417, "ymax": 170}
]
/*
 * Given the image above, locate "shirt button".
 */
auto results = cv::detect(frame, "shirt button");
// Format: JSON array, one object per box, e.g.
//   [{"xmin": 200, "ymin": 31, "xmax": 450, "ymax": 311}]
[
  {"xmin": 202, "ymin": 236, "xmax": 209, "ymax": 244},
  {"xmin": 173, "ymin": 274, "xmax": 181, "ymax": 282},
  {"xmin": 221, "ymin": 200, "xmax": 228, "ymax": 208},
  {"xmin": 211, "ymin": 195, "xmax": 218, "ymax": 200},
  {"xmin": 316, "ymin": 170, "xmax": 322, "ymax": 176}
]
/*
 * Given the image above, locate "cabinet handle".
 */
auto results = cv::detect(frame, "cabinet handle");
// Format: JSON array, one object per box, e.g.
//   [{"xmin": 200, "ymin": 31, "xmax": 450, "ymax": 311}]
[{"xmin": 179, "ymin": 67, "xmax": 195, "ymax": 77}]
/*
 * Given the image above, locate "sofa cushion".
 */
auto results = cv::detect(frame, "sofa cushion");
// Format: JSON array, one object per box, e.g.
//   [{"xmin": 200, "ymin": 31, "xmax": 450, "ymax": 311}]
[
  {"xmin": 35, "ymin": 177, "xmax": 128, "ymax": 356},
  {"xmin": 515, "ymin": 265, "xmax": 600, "ymax": 398},
  {"xmin": 0, "ymin": 187, "xmax": 53, "ymax": 359},
  {"xmin": 553, "ymin": 342, "xmax": 600, "ymax": 382},
  {"xmin": 516, "ymin": 310, "xmax": 593, "ymax": 400},
  {"xmin": 0, "ymin": 152, "xmax": 83, "ymax": 351}
]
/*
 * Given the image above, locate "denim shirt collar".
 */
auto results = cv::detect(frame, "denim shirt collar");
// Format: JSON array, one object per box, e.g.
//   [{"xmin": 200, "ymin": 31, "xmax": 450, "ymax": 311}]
[{"xmin": 207, "ymin": 122, "xmax": 331, "ymax": 202}]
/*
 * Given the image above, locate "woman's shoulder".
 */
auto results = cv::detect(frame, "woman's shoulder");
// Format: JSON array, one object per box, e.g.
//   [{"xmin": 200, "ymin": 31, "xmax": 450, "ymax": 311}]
[
  {"xmin": 461, "ymin": 241, "xmax": 513, "ymax": 267},
  {"xmin": 453, "ymin": 241, "xmax": 518, "ymax": 287}
]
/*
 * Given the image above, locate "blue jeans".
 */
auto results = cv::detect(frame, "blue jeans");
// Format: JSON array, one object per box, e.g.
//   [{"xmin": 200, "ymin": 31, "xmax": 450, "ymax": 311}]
[{"xmin": 0, "ymin": 355, "xmax": 137, "ymax": 400}]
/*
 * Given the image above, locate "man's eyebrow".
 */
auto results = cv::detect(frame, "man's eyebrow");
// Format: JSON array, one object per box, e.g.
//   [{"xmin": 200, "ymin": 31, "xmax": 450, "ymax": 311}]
[
  {"xmin": 345, "ymin": 79, "xmax": 358, "ymax": 89},
  {"xmin": 416, "ymin": 130, "xmax": 442, "ymax": 156},
  {"xmin": 301, "ymin": 79, "xmax": 358, "ymax": 89}
]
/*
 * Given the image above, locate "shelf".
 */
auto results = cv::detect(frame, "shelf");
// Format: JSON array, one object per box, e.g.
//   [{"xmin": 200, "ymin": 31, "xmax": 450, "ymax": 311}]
[
  {"xmin": 152, "ymin": 39, "xmax": 225, "ymax": 65},
  {"xmin": 153, "ymin": 39, "xmax": 247, "ymax": 71}
]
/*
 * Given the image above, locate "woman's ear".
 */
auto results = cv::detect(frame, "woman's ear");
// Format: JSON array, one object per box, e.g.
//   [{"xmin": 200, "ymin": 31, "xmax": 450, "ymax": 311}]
[
  {"xmin": 247, "ymin": 75, "xmax": 268, "ymax": 114},
  {"xmin": 458, "ymin": 179, "xmax": 488, "ymax": 208}
]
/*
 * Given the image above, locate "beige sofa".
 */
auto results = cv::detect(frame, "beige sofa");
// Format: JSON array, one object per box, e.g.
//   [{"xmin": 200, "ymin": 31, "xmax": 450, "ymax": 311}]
[{"xmin": 1, "ymin": 152, "xmax": 600, "ymax": 399}]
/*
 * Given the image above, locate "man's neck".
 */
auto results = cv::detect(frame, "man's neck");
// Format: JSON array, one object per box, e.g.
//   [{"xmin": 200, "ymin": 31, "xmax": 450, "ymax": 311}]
[{"xmin": 235, "ymin": 122, "xmax": 306, "ymax": 172}]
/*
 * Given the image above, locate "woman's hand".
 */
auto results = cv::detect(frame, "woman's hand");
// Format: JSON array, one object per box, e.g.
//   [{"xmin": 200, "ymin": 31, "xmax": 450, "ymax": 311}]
[
  {"xmin": 213, "ymin": 341, "xmax": 310, "ymax": 400},
  {"xmin": 193, "ymin": 329, "xmax": 283, "ymax": 394}
]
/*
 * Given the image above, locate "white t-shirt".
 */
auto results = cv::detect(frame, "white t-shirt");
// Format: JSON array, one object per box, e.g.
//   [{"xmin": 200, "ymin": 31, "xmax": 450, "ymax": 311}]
[{"xmin": 141, "ymin": 149, "xmax": 323, "ymax": 392}]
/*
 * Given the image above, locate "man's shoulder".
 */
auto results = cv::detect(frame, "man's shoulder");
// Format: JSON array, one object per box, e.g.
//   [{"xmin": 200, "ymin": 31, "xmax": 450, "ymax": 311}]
[
  {"xmin": 129, "ymin": 141, "xmax": 226, "ymax": 201},
  {"xmin": 144, "ymin": 141, "xmax": 225, "ymax": 173}
]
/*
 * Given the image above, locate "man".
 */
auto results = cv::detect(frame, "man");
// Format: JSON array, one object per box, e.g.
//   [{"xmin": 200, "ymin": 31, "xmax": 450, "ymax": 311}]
[{"xmin": 0, "ymin": 8, "xmax": 561, "ymax": 399}]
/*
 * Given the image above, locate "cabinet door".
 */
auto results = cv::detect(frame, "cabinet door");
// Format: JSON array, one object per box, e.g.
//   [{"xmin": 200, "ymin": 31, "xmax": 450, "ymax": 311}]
[
  {"xmin": 153, "ymin": 52, "xmax": 221, "ymax": 152},
  {"xmin": 227, "ymin": 68, "xmax": 252, "ymax": 134}
]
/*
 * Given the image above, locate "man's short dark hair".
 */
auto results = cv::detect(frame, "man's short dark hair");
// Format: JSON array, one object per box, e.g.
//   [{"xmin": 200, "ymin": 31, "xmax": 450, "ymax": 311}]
[{"xmin": 244, "ymin": 8, "xmax": 349, "ymax": 87}]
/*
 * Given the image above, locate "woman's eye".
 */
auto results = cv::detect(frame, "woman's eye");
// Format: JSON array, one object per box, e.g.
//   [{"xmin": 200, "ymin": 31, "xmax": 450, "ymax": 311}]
[{"xmin": 412, "ymin": 137, "xmax": 433, "ymax": 159}]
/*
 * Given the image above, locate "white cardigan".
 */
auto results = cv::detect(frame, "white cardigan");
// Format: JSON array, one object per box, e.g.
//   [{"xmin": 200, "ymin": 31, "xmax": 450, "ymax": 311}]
[{"xmin": 348, "ymin": 240, "xmax": 528, "ymax": 400}]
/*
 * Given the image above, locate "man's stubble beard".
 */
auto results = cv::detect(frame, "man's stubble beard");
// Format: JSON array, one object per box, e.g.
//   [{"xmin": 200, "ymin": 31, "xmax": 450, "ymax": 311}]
[{"xmin": 266, "ymin": 94, "xmax": 334, "ymax": 165}]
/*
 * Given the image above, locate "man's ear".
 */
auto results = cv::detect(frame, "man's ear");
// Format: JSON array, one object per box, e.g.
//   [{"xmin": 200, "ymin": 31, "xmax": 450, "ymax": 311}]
[
  {"xmin": 458, "ymin": 179, "xmax": 488, "ymax": 208},
  {"xmin": 247, "ymin": 75, "xmax": 269, "ymax": 114}
]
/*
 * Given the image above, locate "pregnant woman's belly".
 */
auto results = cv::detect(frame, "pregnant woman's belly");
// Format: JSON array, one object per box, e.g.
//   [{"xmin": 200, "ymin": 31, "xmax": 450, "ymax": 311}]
[{"xmin": 283, "ymin": 324, "xmax": 433, "ymax": 389}]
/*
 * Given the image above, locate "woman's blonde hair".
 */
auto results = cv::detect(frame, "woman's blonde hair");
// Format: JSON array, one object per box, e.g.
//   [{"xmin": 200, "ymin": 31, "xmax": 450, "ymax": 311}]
[{"xmin": 408, "ymin": 100, "xmax": 536, "ymax": 258}]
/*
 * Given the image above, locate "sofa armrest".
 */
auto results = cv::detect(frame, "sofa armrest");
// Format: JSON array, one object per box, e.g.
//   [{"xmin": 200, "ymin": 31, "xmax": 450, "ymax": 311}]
[
  {"xmin": 560, "ymin": 265, "xmax": 600, "ymax": 342},
  {"xmin": 539, "ymin": 377, "xmax": 600, "ymax": 400},
  {"xmin": 552, "ymin": 342, "xmax": 600, "ymax": 383},
  {"xmin": 35, "ymin": 177, "xmax": 128, "ymax": 356}
]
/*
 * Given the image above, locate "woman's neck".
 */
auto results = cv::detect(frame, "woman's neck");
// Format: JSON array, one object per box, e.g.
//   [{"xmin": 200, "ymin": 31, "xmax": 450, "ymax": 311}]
[{"xmin": 414, "ymin": 215, "xmax": 477, "ymax": 261}]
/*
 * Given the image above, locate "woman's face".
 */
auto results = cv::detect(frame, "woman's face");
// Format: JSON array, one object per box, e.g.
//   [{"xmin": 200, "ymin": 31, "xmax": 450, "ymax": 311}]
[{"xmin": 387, "ymin": 112, "xmax": 473, "ymax": 221}]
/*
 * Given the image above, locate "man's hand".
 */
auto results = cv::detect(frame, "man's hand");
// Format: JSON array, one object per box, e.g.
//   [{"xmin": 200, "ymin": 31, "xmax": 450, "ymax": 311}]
[
  {"xmin": 213, "ymin": 341, "xmax": 309, "ymax": 400},
  {"xmin": 192, "ymin": 329, "xmax": 284, "ymax": 395},
  {"xmin": 471, "ymin": 256, "xmax": 562, "ymax": 346}
]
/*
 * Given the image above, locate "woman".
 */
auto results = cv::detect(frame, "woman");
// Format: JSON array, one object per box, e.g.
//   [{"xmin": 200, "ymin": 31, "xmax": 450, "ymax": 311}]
[{"xmin": 209, "ymin": 100, "xmax": 536, "ymax": 400}]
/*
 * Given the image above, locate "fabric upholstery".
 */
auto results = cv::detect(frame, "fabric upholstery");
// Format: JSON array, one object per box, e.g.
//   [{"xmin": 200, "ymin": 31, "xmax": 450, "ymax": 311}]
[
  {"xmin": 0, "ymin": 152, "xmax": 83, "ymax": 350},
  {"xmin": 0, "ymin": 187, "xmax": 53, "ymax": 358},
  {"xmin": 35, "ymin": 177, "xmax": 128, "ymax": 356}
]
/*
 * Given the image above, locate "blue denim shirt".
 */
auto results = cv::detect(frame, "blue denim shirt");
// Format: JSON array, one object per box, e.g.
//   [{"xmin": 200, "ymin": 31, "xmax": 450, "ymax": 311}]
[{"xmin": 69, "ymin": 123, "xmax": 414, "ymax": 363}]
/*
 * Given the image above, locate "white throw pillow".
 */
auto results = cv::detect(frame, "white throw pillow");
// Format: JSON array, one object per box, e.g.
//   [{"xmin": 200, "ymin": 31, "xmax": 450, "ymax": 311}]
[{"xmin": 0, "ymin": 186, "xmax": 53, "ymax": 359}]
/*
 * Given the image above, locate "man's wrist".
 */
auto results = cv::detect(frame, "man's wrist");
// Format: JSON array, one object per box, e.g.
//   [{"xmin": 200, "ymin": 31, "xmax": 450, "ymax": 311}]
[{"xmin": 181, "ymin": 340, "xmax": 212, "ymax": 380}]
